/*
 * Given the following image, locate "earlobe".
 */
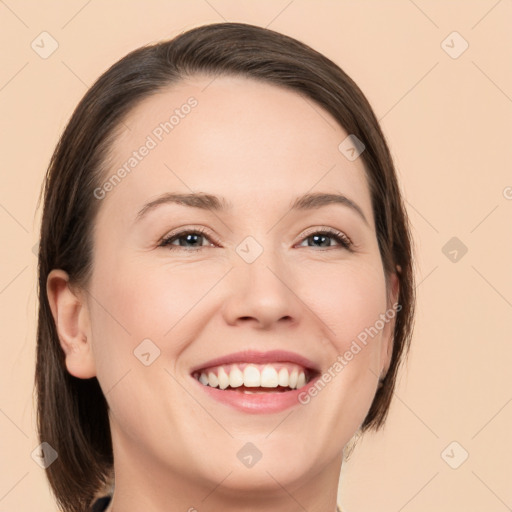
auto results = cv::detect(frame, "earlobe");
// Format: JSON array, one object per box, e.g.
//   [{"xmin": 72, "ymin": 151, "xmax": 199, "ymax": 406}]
[{"xmin": 46, "ymin": 269, "xmax": 96, "ymax": 379}]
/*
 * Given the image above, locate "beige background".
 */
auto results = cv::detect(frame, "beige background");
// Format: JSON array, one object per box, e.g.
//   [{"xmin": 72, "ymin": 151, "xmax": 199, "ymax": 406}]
[{"xmin": 1, "ymin": 1, "xmax": 511, "ymax": 510}]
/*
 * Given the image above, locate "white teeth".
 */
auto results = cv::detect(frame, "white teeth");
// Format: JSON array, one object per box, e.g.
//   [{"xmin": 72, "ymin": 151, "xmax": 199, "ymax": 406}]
[
  {"xmin": 218, "ymin": 367, "xmax": 230, "ymax": 389},
  {"xmin": 289, "ymin": 369, "xmax": 298, "ymax": 389},
  {"xmin": 197, "ymin": 363, "xmax": 311, "ymax": 390},
  {"xmin": 278, "ymin": 368, "xmax": 289, "ymax": 387},
  {"xmin": 243, "ymin": 364, "xmax": 261, "ymax": 387},
  {"xmin": 208, "ymin": 371, "xmax": 219, "ymax": 388},
  {"xmin": 228, "ymin": 366, "xmax": 244, "ymax": 388},
  {"xmin": 260, "ymin": 365, "xmax": 279, "ymax": 387}
]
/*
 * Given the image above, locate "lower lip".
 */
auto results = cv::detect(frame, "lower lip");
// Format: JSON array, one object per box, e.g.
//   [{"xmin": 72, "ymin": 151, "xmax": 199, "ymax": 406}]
[{"xmin": 192, "ymin": 375, "xmax": 320, "ymax": 413}]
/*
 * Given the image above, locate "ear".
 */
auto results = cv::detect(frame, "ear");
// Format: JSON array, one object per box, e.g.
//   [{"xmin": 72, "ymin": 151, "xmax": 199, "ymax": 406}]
[
  {"xmin": 46, "ymin": 269, "xmax": 96, "ymax": 379},
  {"xmin": 380, "ymin": 270, "xmax": 400, "ymax": 379}
]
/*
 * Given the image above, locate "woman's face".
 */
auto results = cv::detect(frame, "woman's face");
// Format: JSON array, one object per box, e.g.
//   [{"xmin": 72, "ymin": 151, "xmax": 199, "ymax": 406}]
[{"xmin": 83, "ymin": 76, "xmax": 398, "ymax": 494}]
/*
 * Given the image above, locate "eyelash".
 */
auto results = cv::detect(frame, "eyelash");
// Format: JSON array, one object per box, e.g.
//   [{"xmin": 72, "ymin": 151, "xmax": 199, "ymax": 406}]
[{"xmin": 158, "ymin": 226, "xmax": 353, "ymax": 252}]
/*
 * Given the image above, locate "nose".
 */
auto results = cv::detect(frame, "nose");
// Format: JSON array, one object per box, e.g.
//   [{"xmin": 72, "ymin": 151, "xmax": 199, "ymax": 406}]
[{"xmin": 221, "ymin": 246, "xmax": 303, "ymax": 330}]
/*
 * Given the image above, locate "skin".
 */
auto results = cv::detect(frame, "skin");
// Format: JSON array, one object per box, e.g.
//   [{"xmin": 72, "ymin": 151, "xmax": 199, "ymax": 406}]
[{"xmin": 47, "ymin": 75, "xmax": 398, "ymax": 512}]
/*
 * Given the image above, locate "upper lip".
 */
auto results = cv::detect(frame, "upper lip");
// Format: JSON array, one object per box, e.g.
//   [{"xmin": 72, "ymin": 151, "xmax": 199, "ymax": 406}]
[{"xmin": 190, "ymin": 349, "xmax": 320, "ymax": 374}]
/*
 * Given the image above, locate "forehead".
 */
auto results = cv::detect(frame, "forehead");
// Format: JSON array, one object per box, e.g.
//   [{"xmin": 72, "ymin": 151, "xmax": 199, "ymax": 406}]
[{"xmin": 99, "ymin": 75, "xmax": 373, "ymax": 225}]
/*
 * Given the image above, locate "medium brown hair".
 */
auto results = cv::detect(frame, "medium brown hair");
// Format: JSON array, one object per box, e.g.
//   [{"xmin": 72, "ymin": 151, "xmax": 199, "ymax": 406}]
[{"xmin": 35, "ymin": 22, "xmax": 415, "ymax": 512}]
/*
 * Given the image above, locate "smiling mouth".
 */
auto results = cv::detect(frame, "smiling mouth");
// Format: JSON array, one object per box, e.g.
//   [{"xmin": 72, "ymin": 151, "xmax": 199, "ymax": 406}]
[{"xmin": 192, "ymin": 362, "xmax": 316, "ymax": 394}]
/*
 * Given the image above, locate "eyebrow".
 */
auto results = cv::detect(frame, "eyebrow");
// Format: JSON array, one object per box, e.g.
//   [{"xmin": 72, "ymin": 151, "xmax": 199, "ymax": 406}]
[{"xmin": 135, "ymin": 191, "xmax": 369, "ymax": 226}]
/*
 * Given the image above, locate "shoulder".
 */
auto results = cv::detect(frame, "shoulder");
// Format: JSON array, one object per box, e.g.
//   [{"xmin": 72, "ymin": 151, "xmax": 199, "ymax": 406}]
[{"xmin": 91, "ymin": 495, "xmax": 112, "ymax": 512}]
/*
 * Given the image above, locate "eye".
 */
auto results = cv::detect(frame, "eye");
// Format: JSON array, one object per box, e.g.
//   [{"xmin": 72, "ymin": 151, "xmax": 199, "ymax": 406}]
[
  {"xmin": 297, "ymin": 227, "xmax": 353, "ymax": 251},
  {"xmin": 158, "ymin": 227, "xmax": 217, "ymax": 251},
  {"xmin": 158, "ymin": 226, "xmax": 353, "ymax": 252}
]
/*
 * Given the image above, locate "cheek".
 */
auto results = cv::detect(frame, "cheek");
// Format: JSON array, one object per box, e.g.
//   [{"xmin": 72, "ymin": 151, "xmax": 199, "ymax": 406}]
[
  {"xmin": 109, "ymin": 259, "xmax": 226, "ymax": 338},
  {"xmin": 305, "ymin": 261, "xmax": 388, "ymax": 348},
  {"xmin": 301, "ymin": 260, "xmax": 390, "ymax": 417},
  {"xmin": 88, "ymin": 254, "xmax": 221, "ymax": 371}
]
